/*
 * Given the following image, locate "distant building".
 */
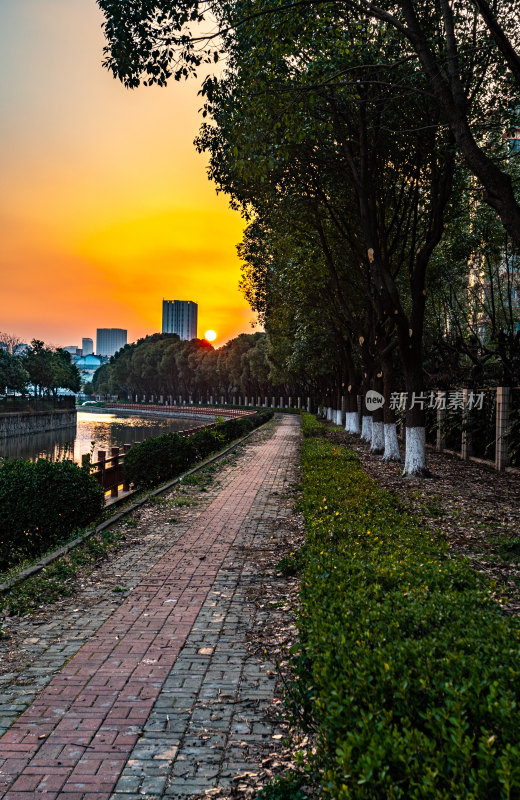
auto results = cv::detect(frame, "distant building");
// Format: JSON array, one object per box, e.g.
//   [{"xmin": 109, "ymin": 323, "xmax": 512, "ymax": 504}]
[
  {"xmin": 63, "ymin": 346, "xmax": 80, "ymax": 359},
  {"xmin": 76, "ymin": 354, "xmax": 104, "ymax": 383},
  {"xmin": 12, "ymin": 343, "xmax": 29, "ymax": 355},
  {"xmin": 0, "ymin": 342, "xmax": 8, "ymax": 352},
  {"xmin": 162, "ymin": 300, "xmax": 198, "ymax": 340},
  {"xmin": 96, "ymin": 328, "xmax": 127, "ymax": 357},
  {"xmin": 82, "ymin": 337, "xmax": 94, "ymax": 356}
]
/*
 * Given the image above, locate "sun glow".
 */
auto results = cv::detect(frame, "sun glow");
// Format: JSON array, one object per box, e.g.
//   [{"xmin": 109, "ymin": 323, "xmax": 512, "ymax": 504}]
[{"xmin": 205, "ymin": 330, "xmax": 217, "ymax": 342}]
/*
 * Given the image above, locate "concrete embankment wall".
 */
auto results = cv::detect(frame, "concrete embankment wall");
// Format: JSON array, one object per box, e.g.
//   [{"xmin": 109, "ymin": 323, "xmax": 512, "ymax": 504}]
[{"xmin": 0, "ymin": 409, "xmax": 77, "ymax": 439}]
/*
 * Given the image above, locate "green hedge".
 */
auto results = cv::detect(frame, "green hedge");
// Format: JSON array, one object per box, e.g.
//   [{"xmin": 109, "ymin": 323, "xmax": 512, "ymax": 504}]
[
  {"xmin": 123, "ymin": 410, "xmax": 273, "ymax": 489},
  {"xmin": 293, "ymin": 415, "xmax": 520, "ymax": 798},
  {"xmin": 0, "ymin": 459, "xmax": 104, "ymax": 572}
]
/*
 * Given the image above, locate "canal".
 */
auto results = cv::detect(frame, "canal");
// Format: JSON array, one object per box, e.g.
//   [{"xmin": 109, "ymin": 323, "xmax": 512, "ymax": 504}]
[{"xmin": 0, "ymin": 409, "xmax": 211, "ymax": 465}]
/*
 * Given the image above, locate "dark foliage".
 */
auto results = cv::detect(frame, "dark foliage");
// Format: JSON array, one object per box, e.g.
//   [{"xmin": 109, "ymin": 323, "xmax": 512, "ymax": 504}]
[
  {"xmin": 123, "ymin": 411, "xmax": 273, "ymax": 489},
  {"xmin": 0, "ymin": 460, "xmax": 104, "ymax": 571}
]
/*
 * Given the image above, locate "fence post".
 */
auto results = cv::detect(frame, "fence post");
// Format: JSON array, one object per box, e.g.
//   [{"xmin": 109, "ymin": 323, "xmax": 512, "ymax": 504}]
[
  {"xmin": 122, "ymin": 444, "xmax": 131, "ymax": 491},
  {"xmin": 97, "ymin": 450, "xmax": 106, "ymax": 492},
  {"xmin": 110, "ymin": 447, "xmax": 119, "ymax": 497},
  {"xmin": 495, "ymin": 386, "xmax": 510, "ymax": 471},
  {"xmin": 436, "ymin": 391, "xmax": 446, "ymax": 451},
  {"xmin": 460, "ymin": 388, "xmax": 470, "ymax": 459}
]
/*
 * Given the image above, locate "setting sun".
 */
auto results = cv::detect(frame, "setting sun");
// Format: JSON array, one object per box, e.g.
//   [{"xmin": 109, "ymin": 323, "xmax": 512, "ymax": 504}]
[{"xmin": 205, "ymin": 330, "xmax": 217, "ymax": 341}]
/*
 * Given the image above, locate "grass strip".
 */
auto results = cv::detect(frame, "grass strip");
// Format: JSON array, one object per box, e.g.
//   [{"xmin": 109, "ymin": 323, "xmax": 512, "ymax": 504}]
[{"xmin": 288, "ymin": 415, "xmax": 520, "ymax": 799}]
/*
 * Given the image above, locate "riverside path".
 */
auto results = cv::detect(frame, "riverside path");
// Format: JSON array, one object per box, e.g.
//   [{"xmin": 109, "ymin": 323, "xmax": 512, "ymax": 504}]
[{"xmin": 0, "ymin": 415, "xmax": 301, "ymax": 799}]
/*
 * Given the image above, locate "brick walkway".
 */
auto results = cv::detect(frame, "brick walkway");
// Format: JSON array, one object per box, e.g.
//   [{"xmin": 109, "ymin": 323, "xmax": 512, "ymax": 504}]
[{"xmin": 0, "ymin": 415, "xmax": 300, "ymax": 800}]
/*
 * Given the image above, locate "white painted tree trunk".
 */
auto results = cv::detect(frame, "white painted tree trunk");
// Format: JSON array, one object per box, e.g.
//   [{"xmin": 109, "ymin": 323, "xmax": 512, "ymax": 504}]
[
  {"xmin": 326, "ymin": 407, "xmax": 331, "ymax": 421},
  {"xmin": 345, "ymin": 411, "xmax": 360, "ymax": 434},
  {"xmin": 383, "ymin": 422, "xmax": 401, "ymax": 462},
  {"xmin": 361, "ymin": 416, "xmax": 372, "ymax": 442},
  {"xmin": 403, "ymin": 426, "xmax": 427, "ymax": 475},
  {"xmin": 335, "ymin": 409, "xmax": 342, "ymax": 425},
  {"xmin": 370, "ymin": 421, "xmax": 385, "ymax": 453}
]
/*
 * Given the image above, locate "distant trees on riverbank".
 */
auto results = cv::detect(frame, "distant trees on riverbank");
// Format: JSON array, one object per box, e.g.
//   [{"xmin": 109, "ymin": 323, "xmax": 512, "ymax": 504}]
[
  {"xmin": 92, "ymin": 331, "xmax": 315, "ymax": 400},
  {"xmin": 0, "ymin": 338, "xmax": 80, "ymax": 397}
]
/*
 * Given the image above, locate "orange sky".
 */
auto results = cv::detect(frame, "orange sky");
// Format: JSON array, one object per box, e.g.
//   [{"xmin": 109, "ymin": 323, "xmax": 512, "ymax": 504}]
[{"xmin": 0, "ymin": 0, "xmax": 255, "ymax": 348}]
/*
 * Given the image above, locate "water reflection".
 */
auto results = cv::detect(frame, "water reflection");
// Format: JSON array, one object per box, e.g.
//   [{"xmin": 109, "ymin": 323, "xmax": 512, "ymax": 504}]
[{"xmin": 0, "ymin": 410, "xmax": 208, "ymax": 465}]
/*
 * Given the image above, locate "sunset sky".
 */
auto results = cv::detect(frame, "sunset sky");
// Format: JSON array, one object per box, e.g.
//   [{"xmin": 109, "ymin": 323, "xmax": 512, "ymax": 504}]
[{"xmin": 0, "ymin": 0, "xmax": 254, "ymax": 348}]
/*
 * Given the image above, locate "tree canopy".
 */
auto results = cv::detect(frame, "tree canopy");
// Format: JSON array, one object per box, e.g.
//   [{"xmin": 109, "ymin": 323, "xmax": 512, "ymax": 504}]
[{"xmin": 97, "ymin": 0, "xmax": 520, "ymax": 474}]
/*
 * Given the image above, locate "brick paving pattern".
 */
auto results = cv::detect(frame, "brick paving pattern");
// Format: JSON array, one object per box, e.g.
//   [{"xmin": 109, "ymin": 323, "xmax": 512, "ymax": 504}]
[{"xmin": 0, "ymin": 415, "xmax": 300, "ymax": 800}]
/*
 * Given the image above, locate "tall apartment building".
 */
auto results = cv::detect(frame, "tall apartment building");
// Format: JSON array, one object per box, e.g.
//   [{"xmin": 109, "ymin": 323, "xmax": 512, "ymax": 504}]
[
  {"xmin": 162, "ymin": 300, "xmax": 198, "ymax": 340},
  {"xmin": 82, "ymin": 337, "xmax": 94, "ymax": 356},
  {"xmin": 96, "ymin": 328, "xmax": 127, "ymax": 357}
]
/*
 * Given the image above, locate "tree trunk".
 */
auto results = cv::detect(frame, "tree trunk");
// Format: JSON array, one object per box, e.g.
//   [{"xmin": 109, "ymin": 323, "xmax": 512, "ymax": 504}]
[
  {"xmin": 361, "ymin": 409, "xmax": 373, "ymax": 442},
  {"xmin": 403, "ymin": 372, "xmax": 428, "ymax": 476},
  {"xmin": 370, "ymin": 372, "xmax": 385, "ymax": 454},
  {"xmin": 382, "ymin": 359, "xmax": 401, "ymax": 462},
  {"xmin": 345, "ymin": 388, "xmax": 360, "ymax": 434}
]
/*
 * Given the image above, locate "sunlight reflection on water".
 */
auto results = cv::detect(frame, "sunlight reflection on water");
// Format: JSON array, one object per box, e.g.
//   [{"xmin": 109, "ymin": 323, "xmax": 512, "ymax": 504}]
[{"xmin": 0, "ymin": 410, "xmax": 208, "ymax": 464}]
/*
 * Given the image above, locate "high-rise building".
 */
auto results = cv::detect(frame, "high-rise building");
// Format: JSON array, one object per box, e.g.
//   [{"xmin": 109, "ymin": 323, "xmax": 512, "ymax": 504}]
[
  {"xmin": 82, "ymin": 337, "xmax": 94, "ymax": 356},
  {"xmin": 162, "ymin": 300, "xmax": 198, "ymax": 340},
  {"xmin": 96, "ymin": 328, "xmax": 127, "ymax": 357}
]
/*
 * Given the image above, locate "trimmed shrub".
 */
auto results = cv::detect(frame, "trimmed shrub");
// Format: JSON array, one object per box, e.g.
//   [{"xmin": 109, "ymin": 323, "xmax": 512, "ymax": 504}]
[
  {"xmin": 123, "ymin": 410, "xmax": 273, "ymax": 489},
  {"xmin": 302, "ymin": 414, "xmax": 326, "ymax": 438},
  {"xmin": 122, "ymin": 432, "xmax": 194, "ymax": 490},
  {"xmin": 291, "ymin": 414, "xmax": 520, "ymax": 798},
  {"xmin": 0, "ymin": 459, "xmax": 104, "ymax": 571}
]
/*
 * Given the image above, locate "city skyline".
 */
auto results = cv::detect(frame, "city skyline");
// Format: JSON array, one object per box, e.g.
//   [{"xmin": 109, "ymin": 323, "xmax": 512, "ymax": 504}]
[{"xmin": 0, "ymin": 1, "xmax": 255, "ymax": 348}]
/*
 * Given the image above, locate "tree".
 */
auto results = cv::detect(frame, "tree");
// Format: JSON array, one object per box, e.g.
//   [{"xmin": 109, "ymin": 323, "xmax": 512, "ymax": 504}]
[
  {"xmin": 0, "ymin": 331, "xmax": 24, "ymax": 355},
  {"xmin": 23, "ymin": 341, "xmax": 80, "ymax": 396},
  {"xmin": 193, "ymin": 5, "xmax": 457, "ymax": 472},
  {"xmin": 0, "ymin": 351, "xmax": 29, "ymax": 394},
  {"xmin": 51, "ymin": 350, "xmax": 81, "ymax": 395},
  {"xmin": 23, "ymin": 340, "xmax": 55, "ymax": 397},
  {"xmin": 98, "ymin": 0, "xmax": 520, "ymax": 248}
]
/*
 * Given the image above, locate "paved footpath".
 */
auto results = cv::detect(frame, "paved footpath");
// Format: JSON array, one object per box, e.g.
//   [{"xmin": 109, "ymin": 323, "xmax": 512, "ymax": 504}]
[{"xmin": 0, "ymin": 415, "xmax": 300, "ymax": 800}]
